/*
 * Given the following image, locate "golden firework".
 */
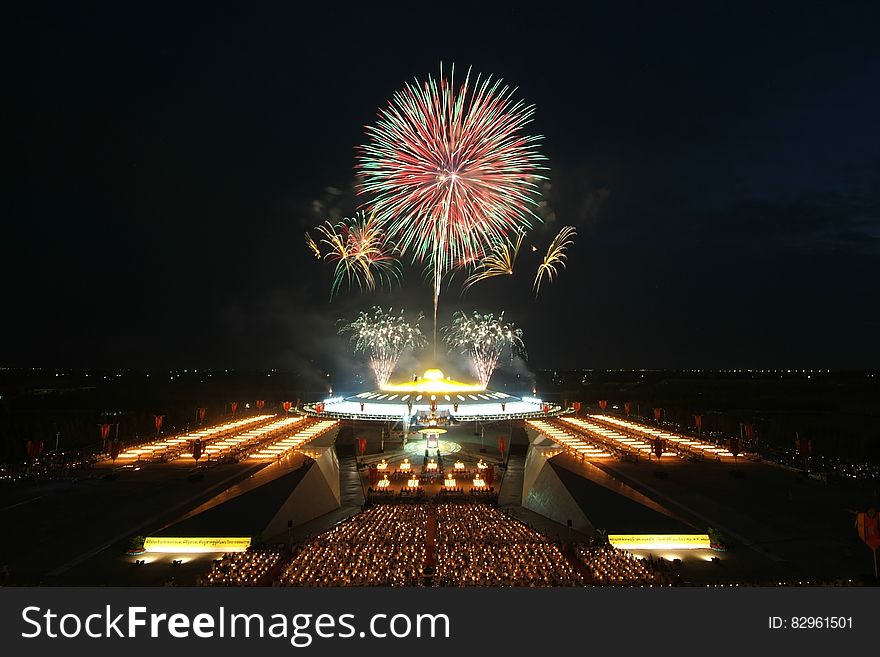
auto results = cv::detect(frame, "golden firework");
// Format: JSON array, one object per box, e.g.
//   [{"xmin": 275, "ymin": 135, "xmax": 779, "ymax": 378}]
[
  {"xmin": 463, "ymin": 232, "xmax": 523, "ymax": 292},
  {"xmin": 534, "ymin": 226, "xmax": 576, "ymax": 298}
]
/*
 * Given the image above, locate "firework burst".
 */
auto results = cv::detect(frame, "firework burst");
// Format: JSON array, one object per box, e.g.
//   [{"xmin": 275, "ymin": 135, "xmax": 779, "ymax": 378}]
[
  {"xmin": 534, "ymin": 226, "xmax": 576, "ymax": 298},
  {"xmin": 338, "ymin": 307, "xmax": 427, "ymax": 387},
  {"xmin": 357, "ymin": 64, "xmax": 547, "ymax": 341},
  {"xmin": 462, "ymin": 232, "xmax": 523, "ymax": 292},
  {"xmin": 309, "ymin": 212, "xmax": 401, "ymax": 298},
  {"xmin": 441, "ymin": 311, "xmax": 525, "ymax": 387}
]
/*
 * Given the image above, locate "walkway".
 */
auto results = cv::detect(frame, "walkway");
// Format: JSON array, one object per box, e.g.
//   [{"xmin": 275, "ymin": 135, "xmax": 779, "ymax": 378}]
[
  {"xmin": 425, "ymin": 507, "xmax": 437, "ymax": 568},
  {"xmin": 498, "ymin": 451, "xmax": 526, "ymax": 508}
]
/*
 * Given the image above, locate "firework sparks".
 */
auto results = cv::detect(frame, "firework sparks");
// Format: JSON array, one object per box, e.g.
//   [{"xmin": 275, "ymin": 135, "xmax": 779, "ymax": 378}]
[
  {"xmin": 462, "ymin": 232, "xmax": 523, "ymax": 292},
  {"xmin": 338, "ymin": 307, "xmax": 427, "ymax": 387},
  {"xmin": 305, "ymin": 232, "xmax": 322, "ymax": 259},
  {"xmin": 312, "ymin": 212, "xmax": 400, "ymax": 298},
  {"xmin": 442, "ymin": 311, "xmax": 525, "ymax": 387},
  {"xmin": 357, "ymin": 64, "xmax": 547, "ymax": 341},
  {"xmin": 534, "ymin": 226, "xmax": 576, "ymax": 298}
]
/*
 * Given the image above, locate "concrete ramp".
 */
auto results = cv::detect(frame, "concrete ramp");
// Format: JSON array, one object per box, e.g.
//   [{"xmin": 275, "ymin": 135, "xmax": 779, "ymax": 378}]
[
  {"xmin": 521, "ymin": 443, "xmax": 695, "ymax": 536},
  {"xmin": 263, "ymin": 446, "xmax": 341, "ymax": 538},
  {"xmin": 522, "ymin": 445, "xmax": 594, "ymax": 534}
]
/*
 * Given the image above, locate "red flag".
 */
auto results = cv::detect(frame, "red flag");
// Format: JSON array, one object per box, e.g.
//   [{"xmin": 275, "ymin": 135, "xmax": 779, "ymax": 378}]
[
  {"xmin": 856, "ymin": 508, "xmax": 880, "ymax": 550},
  {"xmin": 198, "ymin": 407, "xmax": 207, "ymax": 422},
  {"xmin": 282, "ymin": 401, "xmax": 292, "ymax": 412},
  {"xmin": 485, "ymin": 466, "xmax": 494, "ymax": 485},
  {"xmin": 256, "ymin": 400, "xmax": 265, "ymax": 410},
  {"xmin": 796, "ymin": 436, "xmax": 812, "ymax": 457},
  {"xmin": 694, "ymin": 414, "xmax": 702, "ymax": 432},
  {"xmin": 315, "ymin": 402, "xmax": 325, "ymax": 414},
  {"xmin": 230, "ymin": 402, "xmax": 238, "ymax": 414},
  {"xmin": 498, "ymin": 436, "xmax": 506, "ymax": 455},
  {"xmin": 542, "ymin": 403, "xmax": 550, "ymax": 414},
  {"xmin": 598, "ymin": 399, "xmax": 608, "ymax": 410},
  {"xmin": 154, "ymin": 415, "xmax": 164, "ymax": 433},
  {"xmin": 573, "ymin": 401, "xmax": 582, "ymax": 413},
  {"xmin": 653, "ymin": 407, "xmax": 662, "ymax": 421},
  {"xmin": 624, "ymin": 402, "xmax": 631, "ymax": 416},
  {"xmin": 26, "ymin": 440, "xmax": 44, "ymax": 461},
  {"xmin": 100, "ymin": 424, "xmax": 111, "ymax": 441},
  {"xmin": 430, "ymin": 399, "xmax": 437, "ymax": 412}
]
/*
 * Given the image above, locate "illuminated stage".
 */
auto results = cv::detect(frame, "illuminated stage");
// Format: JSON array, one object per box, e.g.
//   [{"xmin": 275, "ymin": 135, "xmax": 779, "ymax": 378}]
[
  {"xmin": 403, "ymin": 439, "xmax": 462, "ymax": 456},
  {"xmin": 302, "ymin": 368, "xmax": 563, "ymax": 422}
]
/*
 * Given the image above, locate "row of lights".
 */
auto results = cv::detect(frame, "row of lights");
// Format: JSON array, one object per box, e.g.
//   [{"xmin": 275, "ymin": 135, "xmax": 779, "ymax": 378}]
[
  {"xmin": 401, "ymin": 477, "xmax": 489, "ymax": 488},
  {"xmin": 560, "ymin": 417, "xmax": 675, "ymax": 458},
  {"xmin": 526, "ymin": 419, "xmax": 613, "ymax": 459},
  {"xmin": 247, "ymin": 420, "xmax": 339, "ymax": 460},
  {"xmin": 179, "ymin": 416, "xmax": 305, "ymax": 460},
  {"xmin": 115, "ymin": 415, "xmax": 275, "ymax": 461},
  {"xmin": 593, "ymin": 415, "xmax": 735, "ymax": 458}
]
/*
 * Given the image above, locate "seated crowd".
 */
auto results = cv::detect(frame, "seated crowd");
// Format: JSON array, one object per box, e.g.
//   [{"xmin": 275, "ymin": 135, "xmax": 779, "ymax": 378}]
[
  {"xmin": 196, "ymin": 506, "xmax": 727, "ymax": 588},
  {"xmin": 574, "ymin": 546, "xmax": 661, "ymax": 585},
  {"xmin": 200, "ymin": 548, "xmax": 283, "ymax": 586},
  {"xmin": 397, "ymin": 487, "xmax": 426, "ymax": 498},
  {"xmin": 433, "ymin": 504, "xmax": 583, "ymax": 587},
  {"xmin": 439, "ymin": 486, "xmax": 467, "ymax": 495},
  {"xmin": 277, "ymin": 505, "xmax": 428, "ymax": 586}
]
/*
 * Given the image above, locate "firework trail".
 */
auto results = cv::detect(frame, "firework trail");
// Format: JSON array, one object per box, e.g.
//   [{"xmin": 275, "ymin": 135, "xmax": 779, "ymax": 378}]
[
  {"xmin": 310, "ymin": 212, "xmax": 401, "ymax": 298},
  {"xmin": 357, "ymin": 63, "xmax": 547, "ymax": 348},
  {"xmin": 463, "ymin": 232, "xmax": 523, "ymax": 292},
  {"xmin": 305, "ymin": 232, "xmax": 322, "ymax": 259},
  {"xmin": 441, "ymin": 310, "xmax": 525, "ymax": 387},
  {"xmin": 534, "ymin": 226, "xmax": 576, "ymax": 298},
  {"xmin": 338, "ymin": 307, "xmax": 427, "ymax": 386}
]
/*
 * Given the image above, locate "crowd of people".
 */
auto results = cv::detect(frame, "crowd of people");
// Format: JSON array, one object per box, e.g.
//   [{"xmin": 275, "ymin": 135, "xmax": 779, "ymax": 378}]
[
  {"xmin": 445, "ymin": 469, "xmax": 479, "ymax": 479},
  {"xmin": 574, "ymin": 546, "xmax": 661, "ymax": 585},
  {"xmin": 277, "ymin": 505, "xmax": 428, "ymax": 586},
  {"xmin": 469, "ymin": 486, "xmax": 496, "ymax": 497},
  {"xmin": 194, "ymin": 501, "xmax": 877, "ymax": 588},
  {"xmin": 396, "ymin": 487, "xmax": 426, "ymax": 498},
  {"xmin": 433, "ymin": 504, "xmax": 584, "ymax": 586},
  {"xmin": 381, "ymin": 470, "xmax": 419, "ymax": 482},
  {"xmin": 200, "ymin": 548, "xmax": 283, "ymax": 586},
  {"xmin": 262, "ymin": 503, "xmax": 584, "ymax": 587},
  {"xmin": 367, "ymin": 487, "xmax": 397, "ymax": 499},
  {"xmin": 439, "ymin": 486, "xmax": 468, "ymax": 495}
]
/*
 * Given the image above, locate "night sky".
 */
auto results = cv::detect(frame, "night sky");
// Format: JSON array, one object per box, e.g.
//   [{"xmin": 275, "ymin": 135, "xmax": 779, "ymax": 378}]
[{"xmin": 4, "ymin": 1, "xmax": 879, "ymax": 372}]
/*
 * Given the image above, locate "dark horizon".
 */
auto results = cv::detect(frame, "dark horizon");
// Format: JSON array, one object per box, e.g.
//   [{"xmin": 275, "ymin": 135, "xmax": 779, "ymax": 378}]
[
  {"xmin": 4, "ymin": 1, "xmax": 879, "ymax": 371},
  {"xmin": 2, "ymin": 365, "xmax": 879, "ymax": 374}
]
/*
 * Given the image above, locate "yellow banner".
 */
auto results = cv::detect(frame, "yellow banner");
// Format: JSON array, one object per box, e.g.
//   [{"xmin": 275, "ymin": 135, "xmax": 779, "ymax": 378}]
[
  {"xmin": 143, "ymin": 536, "xmax": 251, "ymax": 553},
  {"xmin": 608, "ymin": 534, "xmax": 711, "ymax": 550}
]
